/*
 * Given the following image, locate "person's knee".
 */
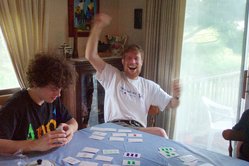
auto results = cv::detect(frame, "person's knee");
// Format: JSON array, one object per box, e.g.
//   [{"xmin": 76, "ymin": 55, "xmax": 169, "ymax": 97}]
[{"xmin": 154, "ymin": 127, "xmax": 168, "ymax": 138}]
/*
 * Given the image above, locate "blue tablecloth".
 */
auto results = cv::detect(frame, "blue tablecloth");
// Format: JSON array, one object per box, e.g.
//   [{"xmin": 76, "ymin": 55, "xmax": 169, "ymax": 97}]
[{"xmin": 0, "ymin": 123, "xmax": 248, "ymax": 166}]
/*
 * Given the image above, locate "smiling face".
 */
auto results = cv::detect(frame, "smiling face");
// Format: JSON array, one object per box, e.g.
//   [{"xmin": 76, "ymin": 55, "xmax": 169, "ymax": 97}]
[{"xmin": 122, "ymin": 50, "xmax": 143, "ymax": 79}]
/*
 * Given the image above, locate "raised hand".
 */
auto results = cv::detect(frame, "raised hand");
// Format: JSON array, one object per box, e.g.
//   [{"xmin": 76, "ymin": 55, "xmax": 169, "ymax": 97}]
[
  {"xmin": 172, "ymin": 79, "xmax": 181, "ymax": 99},
  {"xmin": 94, "ymin": 13, "xmax": 112, "ymax": 29}
]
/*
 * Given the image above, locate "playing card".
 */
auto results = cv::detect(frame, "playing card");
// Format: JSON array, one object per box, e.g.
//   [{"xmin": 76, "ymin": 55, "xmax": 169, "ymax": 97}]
[
  {"xmin": 128, "ymin": 133, "xmax": 142, "ymax": 137},
  {"xmin": 62, "ymin": 156, "xmax": 80, "ymax": 165},
  {"xmin": 124, "ymin": 152, "xmax": 141, "ymax": 158},
  {"xmin": 79, "ymin": 161, "xmax": 98, "ymax": 166},
  {"xmin": 122, "ymin": 159, "xmax": 140, "ymax": 166},
  {"xmin": 76, "ymin": 152, "xmax": 95, "ymax": 158},
  {"xmin": 178, "ymin": 155, "xmax": 198, "ymax": 163},
  {"xmin": 112, "ymin": 133, "xmax": 127, "ymax": 137},
  {"xmin": 128, "ymin": 138, "xmax": 143, "ymax": 143},
  {"xmin": 89, "ymin": 135, "xmax": 105, "ymax": 140},
  {"xmin": 95, "ymin": 155, "xmax": 113, "ymax": 162},
  {"xmin": 82, "ymin": 147, "xmax": 99, "ymax": 153},
  {"xmin": 109, "ymin": 136, "xmax": 125, "ymax": 141},
  {"xmin": 92, "ymin": 131, "xmax": 107, "ymax": 136},
  {"xmin": 118, "ymin": 129, "xmax": 132, "ymax": 133},
  {"xmin": 103, "ymin": 149, "xmax": 120, "ymax": 155},
  {"xmin": 159, "ymin": 150, "xmax": 179, "ymax": 158}
]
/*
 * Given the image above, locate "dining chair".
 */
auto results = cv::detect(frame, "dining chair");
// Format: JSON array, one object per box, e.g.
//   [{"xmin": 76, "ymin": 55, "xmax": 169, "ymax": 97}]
[
  {"xmin": 147, "ymin": 105, "xmax": 160, "ymax": 127},
  {"xmin": 0, "ymin": 94, "xmax": 11, "ymax": 108},
  {"xmin": 222, "ymin": 129, "xmax": 245, "ymax": 158},
  {"xmin": 202, "ymin": 96, "xmax": 234, "ymax": 150}
]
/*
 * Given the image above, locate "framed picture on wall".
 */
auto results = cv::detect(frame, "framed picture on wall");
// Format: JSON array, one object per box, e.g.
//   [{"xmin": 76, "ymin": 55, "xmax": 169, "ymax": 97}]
[{"xmin": 68, "ymin": 0, "xmax": 99, "ymax": 37}]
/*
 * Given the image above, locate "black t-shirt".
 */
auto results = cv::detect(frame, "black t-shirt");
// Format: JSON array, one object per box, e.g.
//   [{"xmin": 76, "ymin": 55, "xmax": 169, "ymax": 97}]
[{"xmin": 0, "ymin": 89, "xmax": 72, "ymax": 140}]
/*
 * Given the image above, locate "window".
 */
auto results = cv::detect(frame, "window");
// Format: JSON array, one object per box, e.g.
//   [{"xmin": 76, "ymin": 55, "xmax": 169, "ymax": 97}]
[
  {"xmin": 174, "ymin": 0, "xmax": 248, "ymax": 155},
  {"xmin": 0, "ymin": 27, "xmax": 19, "ymax": 90}
]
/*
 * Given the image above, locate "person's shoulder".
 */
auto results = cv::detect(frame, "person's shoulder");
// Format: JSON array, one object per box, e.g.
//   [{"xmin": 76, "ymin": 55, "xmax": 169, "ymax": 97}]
[
  {"xmin": 242, "ymin": 109, "xmax": 249, "ymax": 116},
  {"xmin": 0, "ymin": 89, "xmax": 29, "ymax": 113},
  {"xmin": 5, "ymin": 89, "xmax": 29, "ymax": 105},
  {"xmin": 139, "ymin": 76, "xmax": 159, "ymax": 86},
  {"xmin": 106, "ymin": 63, "xmax": 121, "ymax": 72}
]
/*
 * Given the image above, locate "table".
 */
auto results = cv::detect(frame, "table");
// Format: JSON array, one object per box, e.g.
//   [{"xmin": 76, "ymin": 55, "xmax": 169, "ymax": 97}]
[{"xmin": 0, "ymin": 123, "xmax": 248, "ymax": 166}]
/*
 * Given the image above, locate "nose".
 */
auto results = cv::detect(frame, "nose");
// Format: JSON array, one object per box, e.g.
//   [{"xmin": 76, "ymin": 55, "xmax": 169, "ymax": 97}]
[{"xmin": 129, "ymin": 58, "xmax": 137, "ymax": 64}]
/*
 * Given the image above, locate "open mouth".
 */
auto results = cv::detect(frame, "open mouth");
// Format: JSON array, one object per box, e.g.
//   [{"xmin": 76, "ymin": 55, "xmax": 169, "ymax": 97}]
[{"xmin": 128, "ymin": 66, "xmax": 137, "ymax": 71}]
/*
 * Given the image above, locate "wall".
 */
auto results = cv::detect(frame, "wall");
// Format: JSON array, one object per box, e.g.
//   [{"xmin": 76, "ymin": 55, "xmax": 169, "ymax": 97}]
[
  {"xmin": 118, "ymin": 0, "xmax": 146, "ymax": 48},
  {"xmin": 47, "ymin": 0, "xmax": 146, "ymax": 57}
]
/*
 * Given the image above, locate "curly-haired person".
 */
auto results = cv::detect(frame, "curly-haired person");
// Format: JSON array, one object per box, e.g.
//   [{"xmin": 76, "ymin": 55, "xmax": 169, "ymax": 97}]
[{"xmin": 0, "ymin": 54, "xmax": 78, "ymax": 155}]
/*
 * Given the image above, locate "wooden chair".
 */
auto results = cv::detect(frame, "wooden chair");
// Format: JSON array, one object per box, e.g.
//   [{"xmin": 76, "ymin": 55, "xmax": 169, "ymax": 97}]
[
  {"xmin": 222, "ymin": 129, "xmax": 246, "ymax": 158},
  {"xmin": 0, "ymin": 94, "xmax": 12, "ymax": 109},
  {"xmin": 147, "ymin": 105, "xmax": 160, "ymax": 127}
]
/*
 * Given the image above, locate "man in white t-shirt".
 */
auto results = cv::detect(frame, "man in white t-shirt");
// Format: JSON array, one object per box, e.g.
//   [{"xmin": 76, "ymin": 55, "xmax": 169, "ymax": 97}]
[{"xmin": 85, "ymin": 13, "xmax": 180, "ymax": 138}]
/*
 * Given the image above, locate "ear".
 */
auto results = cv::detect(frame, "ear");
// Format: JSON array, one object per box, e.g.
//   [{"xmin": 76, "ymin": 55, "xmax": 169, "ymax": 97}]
[{"xmin": 122, "ymin": 58, "xmax": 124, "ymax": 65}]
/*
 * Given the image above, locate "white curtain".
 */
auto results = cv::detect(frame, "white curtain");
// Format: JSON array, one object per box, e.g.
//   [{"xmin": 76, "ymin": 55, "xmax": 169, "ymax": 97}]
[
  {"xmin": 0, "ymin": 0, "xmax": 50, "ymax": 88},
  {"xmin": 144, "ymin": 0, "xmax": 186, "ymax": 138}
]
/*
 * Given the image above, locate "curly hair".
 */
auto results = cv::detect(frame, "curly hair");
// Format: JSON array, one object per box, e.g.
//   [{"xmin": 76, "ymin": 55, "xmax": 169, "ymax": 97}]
[{"xmin": 26, "ymin": 53, "xmax": 76, "ymax": 88}]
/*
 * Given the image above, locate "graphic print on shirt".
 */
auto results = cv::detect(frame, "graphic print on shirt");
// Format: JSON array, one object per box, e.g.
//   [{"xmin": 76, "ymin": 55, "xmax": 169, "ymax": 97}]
[
  {"xmin": 119, "ymin": 86, "xmax": 143, "ymax": 99},
  {"xmin": 27, "ymin": 123, "xmax": 35, "ymax": 140},
  {"xmin": 26, "ymin": 107, "xmax": 57, "ymax": 140}
]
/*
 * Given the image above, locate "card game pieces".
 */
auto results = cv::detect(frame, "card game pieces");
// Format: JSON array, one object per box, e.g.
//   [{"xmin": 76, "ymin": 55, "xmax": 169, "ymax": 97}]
[{"xmin": 122, "ymin": 159, "xmax": 140, "ymax": 166}]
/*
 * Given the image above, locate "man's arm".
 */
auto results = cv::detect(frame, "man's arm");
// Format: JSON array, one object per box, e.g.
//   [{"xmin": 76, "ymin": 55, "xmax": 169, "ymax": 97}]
[
  {"xmin": 169, "ymin": 80, "xmax": 181, "ymax": 108},
  {"xmin": 85, "ymin": 13, "xmax": 112, "ymax": 73}
]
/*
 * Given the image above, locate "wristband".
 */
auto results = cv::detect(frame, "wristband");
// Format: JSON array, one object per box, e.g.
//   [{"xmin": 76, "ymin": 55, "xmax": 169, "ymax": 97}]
[{"xmin": 174, "ymin": 96, "xmax": 179, "ymax": 100}]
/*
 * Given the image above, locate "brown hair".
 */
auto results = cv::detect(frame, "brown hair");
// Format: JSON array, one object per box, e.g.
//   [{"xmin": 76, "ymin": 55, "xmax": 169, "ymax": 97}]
[
  {"xmin": 121, "ymin": 44, "xmax": 144, "ymax": 60},
  {"xmin": 26, "ymin": 53, "xmax": 76, "ymax": 88}
]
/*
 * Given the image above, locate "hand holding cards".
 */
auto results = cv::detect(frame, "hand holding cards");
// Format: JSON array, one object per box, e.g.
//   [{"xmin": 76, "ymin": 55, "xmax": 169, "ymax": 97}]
[{"xmin": 53, "ymin": 126, "xmax": 67, "ymax": 145}]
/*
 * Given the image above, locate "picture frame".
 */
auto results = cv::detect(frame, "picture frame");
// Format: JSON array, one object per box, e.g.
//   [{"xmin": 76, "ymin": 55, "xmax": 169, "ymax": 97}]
[{"xmin": 68, "ymin": 0, "xmax": 99, "ymax": 37}]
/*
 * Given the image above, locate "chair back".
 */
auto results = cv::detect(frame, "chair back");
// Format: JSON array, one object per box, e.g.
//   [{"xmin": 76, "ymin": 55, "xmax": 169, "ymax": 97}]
[
  {"xmin": 147, "ymin": 105, "xmax": 160, "ymax": 127},
  {"xmin": 222, "ymin": 129, "xmax": 245, "ymax": 158},
  {"xmin": 0, "ymin": 94, "xmax": 12, "ymax": 108}
]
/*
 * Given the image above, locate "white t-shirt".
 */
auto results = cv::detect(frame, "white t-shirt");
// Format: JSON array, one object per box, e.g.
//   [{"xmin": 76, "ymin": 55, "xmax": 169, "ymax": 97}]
[{"xmin": 96, "ymin": 64, "xmax": 172, "ymax": 127}]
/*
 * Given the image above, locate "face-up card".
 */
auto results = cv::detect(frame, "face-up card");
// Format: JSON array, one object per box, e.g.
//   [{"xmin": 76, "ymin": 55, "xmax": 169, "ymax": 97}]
[
  {"xmin": 95, "ymin": 155, "xmax": 113, "ymax": 162},
  {"xmin": 90, "ymin": 127, "xmax": 106, "ymax": 131},
  {"xmin": 109, "ymin": 136, "xmax": 125, "ymax": 141},
  {"xmin": 79, "ymin": 161, "xmax": 98, "ymax": 166},
  {"xmin": 159, "ymin": 150, "xmax": 179, "ymax": 158},
  {"xmin": 63, "ymin": 156, "xmax": 80, "ymax": 165},
  {"xmin": 89, "ymin": 135, "xmax": 105, "ymax": 140},
  {"xmin": 124, "ymin": 152, "xmax": 141, "ymax": 158},
  {"xmin": 128, "ymin": 138, "xmax": 143, "ymax": 143},
  {"xmin": 159, "ymin": 147, "xmax": 176, "ymax": 152},
  {"xmin": 128, "ymin": 133, "xmax": 142, "ymax": 137},
  {"xmin": 103, "ymin": 128, "xmax": 117, "ymax": 132},
  {"xmin": 112, "ymin": 133, "xmax": 127, "ymax": 137},
  {"xmin": 178, "ymin": 155, "xmax": 198, "ymax": 163},
  {"xmin": 122, "ymin": 159, "xmax": 140, "ymax": 166},
  {"xmin": 103, "ymin": 149, "xmax": 120, "ymax": 155},
  {"xmin": 82, "ymin": 147, "xmax": 99, "ymax": 153},
  {"xmin": 118, "ymin": 129, "xmax": 132, "ymax": 133},
  {"xmin": 76, "ymin": 152, "xmax": 95, "ymax": 158},
  {"xmin": 92, "ymin": 131, "xmax": 107, "ymax": 136},
  {"xmin": 183, "ymin": 160, "xmax": 198, "ymax": 166}
]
